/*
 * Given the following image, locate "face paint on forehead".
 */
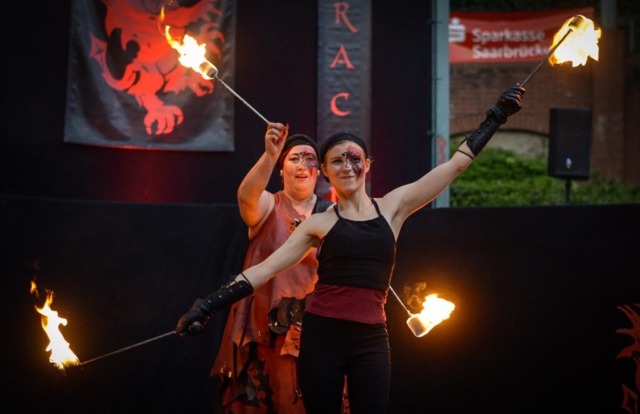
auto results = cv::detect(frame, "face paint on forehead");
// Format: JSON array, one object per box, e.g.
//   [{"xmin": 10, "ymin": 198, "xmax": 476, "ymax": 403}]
[{"xmin": 345, "ymin": 144, "xmax": 364, "ymax": 156}]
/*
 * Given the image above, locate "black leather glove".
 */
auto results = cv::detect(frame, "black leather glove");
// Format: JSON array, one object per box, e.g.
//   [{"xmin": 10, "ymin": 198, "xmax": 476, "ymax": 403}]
[
  {"xmin": 462, "ymin": 84, "xmax": 525, "ymax": 157},
  {"xmin": 488, "ymin": 84, "xmax": 525, "ymax": 124},
  {"xmin": 175, "ymin": 273, "xmax": 253, "ymax": 337},
  {"xmin": 175, "ymin": 298, "xmax": 214, "ymax": 336}
]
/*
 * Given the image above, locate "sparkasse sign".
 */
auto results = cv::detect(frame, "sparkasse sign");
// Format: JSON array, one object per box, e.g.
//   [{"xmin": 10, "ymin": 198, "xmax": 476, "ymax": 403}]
[{"xmin": 449, "ymin": 8, "xmax": 595, "ymax": 62}]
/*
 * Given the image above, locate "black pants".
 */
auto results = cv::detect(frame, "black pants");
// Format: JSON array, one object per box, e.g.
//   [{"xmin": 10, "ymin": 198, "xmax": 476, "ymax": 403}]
[{"xmin": 297, "ymin": 312, "xmax": 391, "ymax": 414}]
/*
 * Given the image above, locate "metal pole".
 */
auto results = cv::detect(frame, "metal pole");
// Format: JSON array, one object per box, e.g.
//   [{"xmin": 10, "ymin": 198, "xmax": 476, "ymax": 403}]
[
  {"xmin": 77, "ymin": 331, "xmax": 176, "ymax": 367},
  {"xmin": 389, "ymin": 286, "xmax": 412, "ymax": 316},
  {"xmin": 213, "ymin": 74, "xmax": 270, "ymax": 125},
  {"xmin": 432, "ymin": 0, "xmax": 451, "ymax": 208}
]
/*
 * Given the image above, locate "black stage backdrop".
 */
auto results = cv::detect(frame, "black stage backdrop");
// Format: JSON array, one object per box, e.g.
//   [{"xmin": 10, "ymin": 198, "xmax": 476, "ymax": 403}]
[{"xmin": 2, "ymin": 195, "xmax": 638, "ymax": 413}]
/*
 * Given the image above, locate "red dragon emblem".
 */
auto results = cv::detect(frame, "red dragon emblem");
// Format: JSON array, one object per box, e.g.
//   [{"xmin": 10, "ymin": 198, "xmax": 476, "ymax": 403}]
[{"xmin": 88, "ymin": 0, "xmax": 224, "ymax": 135}]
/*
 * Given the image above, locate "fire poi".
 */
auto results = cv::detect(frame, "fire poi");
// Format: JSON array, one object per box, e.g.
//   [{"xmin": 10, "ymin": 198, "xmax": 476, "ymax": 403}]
[
  {"xmin": 521, "ymin": 14, "xmax": 601, "ymax": 87},
  {"xmin": 159, "ymin": 3, "xmax": 270, "ymax": 124},
  {"xmin": 389, "ymin": 286, "xmax": 455, "ymax": 337}
]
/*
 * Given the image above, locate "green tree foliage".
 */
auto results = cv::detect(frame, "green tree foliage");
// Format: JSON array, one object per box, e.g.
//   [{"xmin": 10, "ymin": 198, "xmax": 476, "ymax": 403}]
[{"xmin": 449, "ymin": 147, "xmax": 640, "ymax": 207}]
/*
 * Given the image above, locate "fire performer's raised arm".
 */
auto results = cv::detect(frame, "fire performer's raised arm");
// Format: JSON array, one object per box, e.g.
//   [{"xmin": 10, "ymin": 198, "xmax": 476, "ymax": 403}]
[
  {"xmin": 460, "ymin": 83, "xmax": 525, "ymax": 157},
  {"xmin": 237, "ymin": 122, "xmax": 288, "ymax": 235},
  {"xmin": 385, "ymin": 84, "xmax": 525, "ymax": 223}
]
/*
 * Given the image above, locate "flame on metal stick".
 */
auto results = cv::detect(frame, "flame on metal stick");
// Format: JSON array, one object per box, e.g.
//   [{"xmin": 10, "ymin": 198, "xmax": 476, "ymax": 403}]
[
  {"xmin": 164, "ymin": 28, "xmax": 219, "ymax": 79},
  {"xmin": 158, "ymin": 2, "xmax": 219, "ymax": 79},
  {"xmin": 30, "ymin": 280, "xmax": 80, "ymax": 370},
  {"xmin": 549, "ymin": 14, "xmax": 601, "ymax": 67},
  {"xmin": 158, "ymin": 3, "xmax": 269, "ymax": 124},
  {"xmin": 407, "ymin": 293, "xmax": 456, "ymax": 337},
  {"xmin": 398, "ymin": 283, "xmax": 456, "ymax": 337}
]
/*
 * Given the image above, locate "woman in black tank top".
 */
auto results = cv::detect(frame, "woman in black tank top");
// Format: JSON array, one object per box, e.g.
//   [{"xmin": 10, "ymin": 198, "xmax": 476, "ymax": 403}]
[{"xmin": 176, "ymin": 85, "xmax": 525, "ymax": 413}]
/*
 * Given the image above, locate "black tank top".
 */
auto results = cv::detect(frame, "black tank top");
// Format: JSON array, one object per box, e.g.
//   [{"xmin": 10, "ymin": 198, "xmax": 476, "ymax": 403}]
[
  {"xmin": 317, "ymin": 198, "xmax": 396, "ymax": 291},
  {"xmin": 312, "ymin": 196, "xmax": 334, "ymax": 214}
]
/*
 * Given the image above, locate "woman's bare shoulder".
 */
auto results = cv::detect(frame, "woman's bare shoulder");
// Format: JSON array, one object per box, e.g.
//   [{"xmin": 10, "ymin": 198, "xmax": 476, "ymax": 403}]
[{"xmin": 301, "ymin": 208, "xmax": 338, "ymax": 239}]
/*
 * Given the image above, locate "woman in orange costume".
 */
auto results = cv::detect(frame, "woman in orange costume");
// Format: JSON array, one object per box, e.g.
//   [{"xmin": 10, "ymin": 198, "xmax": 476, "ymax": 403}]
[{"xmin": 211, "ymin": 123, "xmax": 334, "ymax": 413}]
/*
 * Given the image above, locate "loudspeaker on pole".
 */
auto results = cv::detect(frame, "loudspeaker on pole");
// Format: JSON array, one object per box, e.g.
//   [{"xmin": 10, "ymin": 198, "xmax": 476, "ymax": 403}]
[{"xmin": 547, "ymin": 107, "xmax": 592, "ymax": 180}]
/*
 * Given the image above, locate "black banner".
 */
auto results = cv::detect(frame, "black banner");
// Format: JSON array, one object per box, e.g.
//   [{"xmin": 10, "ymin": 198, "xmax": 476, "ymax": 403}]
[
  {"xmin": 317, "ymin": 0, "xmax": 372, "ymax": 198},
  {"xmin": 64, "ymin": 0, "xmax": 235, "ymax": 151}
]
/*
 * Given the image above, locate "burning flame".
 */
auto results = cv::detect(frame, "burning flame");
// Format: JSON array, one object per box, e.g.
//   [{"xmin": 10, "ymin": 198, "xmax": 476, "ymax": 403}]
[
  {"xmin": 549, "ymin": 14, "xmax": 601, "ymax": 67},
  {"xmin": 164, "ymin": 25, "xmax": 218, "ymax": 80},
  {"xmin": 30, "ymin": 280, "xmax": 80, "ymax": 370},
  {"xmin": 406, "ymin": 293, "xmax": 455, "ymax": 337},
  {"xmin": 158, "ymin": 2, "xmax": 270, "ymax": 125}
]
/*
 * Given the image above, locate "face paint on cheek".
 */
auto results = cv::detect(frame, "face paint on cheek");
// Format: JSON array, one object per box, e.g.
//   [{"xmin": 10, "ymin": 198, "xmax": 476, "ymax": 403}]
[{"xmin": 342, "ymin": 148, "xmax": 364, "ymax": 178}]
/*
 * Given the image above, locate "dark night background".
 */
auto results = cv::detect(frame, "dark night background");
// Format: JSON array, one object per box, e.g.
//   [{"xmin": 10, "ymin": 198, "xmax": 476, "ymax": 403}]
[{"xmin": 2, "ymin": 1, "xmax": 638, "ymax": 413}]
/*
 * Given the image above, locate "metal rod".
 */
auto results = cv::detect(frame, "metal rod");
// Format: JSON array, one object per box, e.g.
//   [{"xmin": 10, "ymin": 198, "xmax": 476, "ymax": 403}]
[
  {"xmin": 389, "ymin": 286, "xmax": 412, "ymax": 316},
  {"xmin": 213, "ymin": 73, "xmax": 270, "ymax": 125},
  {"xmin": 521, "ymin": 28, "xmax": 573, "ymax": 87},
  {"xmin": 78, "ymin": 331, "xmax": 175, "ymax": 366}
]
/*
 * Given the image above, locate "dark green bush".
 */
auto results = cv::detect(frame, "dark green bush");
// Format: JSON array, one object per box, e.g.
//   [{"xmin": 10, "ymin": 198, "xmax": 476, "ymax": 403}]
[{"xmin": 449, "ymin": 147, "xmax": 640, "ymax": 207}]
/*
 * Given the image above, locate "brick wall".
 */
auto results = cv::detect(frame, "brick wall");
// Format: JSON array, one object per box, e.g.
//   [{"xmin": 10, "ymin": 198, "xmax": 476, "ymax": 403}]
[{"xmin": 450, "ymin": 29, "xmax": 639, "ymax": 185}]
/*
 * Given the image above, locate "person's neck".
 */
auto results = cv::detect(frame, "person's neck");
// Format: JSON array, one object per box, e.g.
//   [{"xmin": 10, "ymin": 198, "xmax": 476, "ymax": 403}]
[
  {"xmin": 283, "ymin": 191, "xmax": 316, "ymax": 217},
  {"xmin": 336, "ymin": 192, "xmax": 371, "ymax": 214}
]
